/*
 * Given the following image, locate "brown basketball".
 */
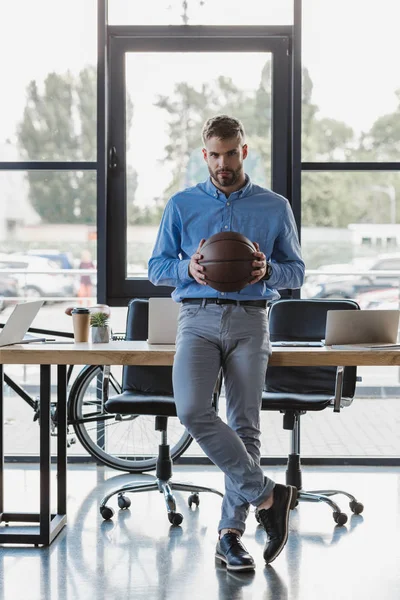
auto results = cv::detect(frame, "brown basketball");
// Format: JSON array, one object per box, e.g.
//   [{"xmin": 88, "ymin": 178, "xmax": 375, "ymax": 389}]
[{"xmin": 198, "ymin": 231, "xmax": 256, "ymax": 292}]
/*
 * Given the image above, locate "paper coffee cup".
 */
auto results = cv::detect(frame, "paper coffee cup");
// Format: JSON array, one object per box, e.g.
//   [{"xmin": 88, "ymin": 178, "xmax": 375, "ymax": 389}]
[{"xmin": 71, "ymin": 307, "xmax": 90, "ymax": 342}]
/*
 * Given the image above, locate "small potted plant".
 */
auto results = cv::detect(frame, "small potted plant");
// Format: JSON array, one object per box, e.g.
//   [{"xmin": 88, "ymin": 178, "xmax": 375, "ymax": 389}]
[{"xmin": 90, "ymin": 311, "xmax": 111, "ymax": 343}]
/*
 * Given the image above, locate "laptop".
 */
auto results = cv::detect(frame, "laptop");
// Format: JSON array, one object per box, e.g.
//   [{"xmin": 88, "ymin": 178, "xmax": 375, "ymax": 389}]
[
  {"xmin": 147, "ymin": 298, "xmax": 180, "ymax": 345},
  {"xmin": 0, "ymin": 300, "xmax": 46, "ymax": 347},
  {"xmin": 325, "ymin": 309, "xmax": 400, "ymax": 347}
]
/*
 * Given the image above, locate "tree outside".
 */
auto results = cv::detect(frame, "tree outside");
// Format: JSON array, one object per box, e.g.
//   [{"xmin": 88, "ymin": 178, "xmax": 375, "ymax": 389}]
[
  {"xmin": 16, "ymin": 65, "xmax": 138, "ymax": 226},
  {"xmin": 16, "ymin": 61, "xmax": 400, "ymax": 267}
]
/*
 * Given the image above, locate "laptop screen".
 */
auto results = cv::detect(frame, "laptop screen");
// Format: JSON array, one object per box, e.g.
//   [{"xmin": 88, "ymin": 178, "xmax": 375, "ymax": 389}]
[
  {"xmin": 0, "ymin": 300, "xmax": 44, "ymax": 347},
  {"xmin": 325, "ymin": 309, "xmax": 400, "ymax": 346}
]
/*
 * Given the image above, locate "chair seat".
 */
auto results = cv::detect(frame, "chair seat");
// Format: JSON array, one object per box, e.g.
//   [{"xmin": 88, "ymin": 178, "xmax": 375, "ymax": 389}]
[
  {"xmin": 105, "ymin": 390, "xmax": 177, "ymax": 416},
  {"xmin": 262, "ymin": 392, "xmax": 333, "ymax": 411}
]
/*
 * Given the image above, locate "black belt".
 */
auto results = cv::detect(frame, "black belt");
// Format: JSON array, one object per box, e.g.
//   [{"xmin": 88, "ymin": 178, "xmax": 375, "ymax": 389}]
[{"xmin": 182, "ymin": 298, "xmax": 267, "ymax": 308}]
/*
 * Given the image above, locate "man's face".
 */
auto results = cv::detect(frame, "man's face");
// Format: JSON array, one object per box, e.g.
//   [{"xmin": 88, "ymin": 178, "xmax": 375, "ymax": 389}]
[{"xmin": 202, "ymin": 136, "xmax": 248, "ymax": 189}]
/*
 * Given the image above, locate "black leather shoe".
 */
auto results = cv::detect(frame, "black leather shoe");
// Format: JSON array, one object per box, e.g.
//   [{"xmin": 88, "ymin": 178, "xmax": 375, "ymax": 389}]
[
  {"xmin": 215, "ymin": 532, "xmax": 255, "ymax": 572},
  {"xmin": 256, "ymin": 483, "xmax": 297, "ymax": 564}
]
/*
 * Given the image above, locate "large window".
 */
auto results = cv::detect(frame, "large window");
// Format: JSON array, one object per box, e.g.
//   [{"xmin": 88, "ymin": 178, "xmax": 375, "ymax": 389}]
[
  {"xmin": 302, "ymin": 0, "xmax": 400, "ymax": 163},
  {"xmin": 301, "ymin": 0, "xmax": 400, "ymax": 304},
  {"xmin": 0, "ymin": 1, "xmax": 98, "ymax": 310},
  {"xmin": 300, "ymin": 0, "xmax": 400, "ymax": 454},
  {"xmin": 124, "ymin": 51, "xmax": 273, "ymax": 278},
  {"xmin": 107, "ymin": 31, "xmax": 291, "ymax": 302},
  {"xmin": 2, "ymin": 1, "xmax": 400, "ymax": 463},
  {"xmin": 302, "ymin": 172, "xmax": 400, "ymax": 272},
  {"xmin": 0, "ymin": 0, "xmax": 97, "ymax": 162},
  {"xmin": 0, "ymin": 2, "xmax": 98, "ymax": 458}
]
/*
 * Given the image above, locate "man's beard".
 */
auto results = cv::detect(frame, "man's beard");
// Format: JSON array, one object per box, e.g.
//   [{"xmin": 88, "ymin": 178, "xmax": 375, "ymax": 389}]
[{"xmin": 209, "ymin": 166, "xmax": 241, "ymax": 187}]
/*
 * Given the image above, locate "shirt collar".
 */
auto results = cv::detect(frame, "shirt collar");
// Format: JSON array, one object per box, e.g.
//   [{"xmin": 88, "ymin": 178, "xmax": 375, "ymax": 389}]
[{"xmin": 204, "ymin": 174, "xmax": 252, "ymax": 200}]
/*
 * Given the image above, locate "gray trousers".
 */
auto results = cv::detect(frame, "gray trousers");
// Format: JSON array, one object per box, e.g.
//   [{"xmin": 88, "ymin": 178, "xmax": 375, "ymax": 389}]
[{"xmin": 172, "ymin": 301, "xmax": 275, "ymax": 534}]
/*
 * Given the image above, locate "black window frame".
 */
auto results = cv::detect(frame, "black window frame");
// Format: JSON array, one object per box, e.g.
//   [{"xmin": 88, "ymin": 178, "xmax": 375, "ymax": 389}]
[{"xmin": 104, "ymin": 26, "xmax": 294, "ymax": 304}]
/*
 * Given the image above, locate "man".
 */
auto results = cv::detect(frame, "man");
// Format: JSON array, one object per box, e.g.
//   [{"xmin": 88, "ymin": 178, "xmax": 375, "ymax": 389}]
[{"xmin": 148, "ymin": 115, "xmax": 305, "ymax": 571}]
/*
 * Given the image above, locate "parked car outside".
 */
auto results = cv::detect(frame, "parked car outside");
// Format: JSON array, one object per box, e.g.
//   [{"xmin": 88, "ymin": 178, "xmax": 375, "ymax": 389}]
[
  {"xmin": 302, "ymin": 253, "xmax": 400, "ymax": 300},
  {"xmin": 26, "ymin": 249, "xmax": 76, "ymax": 270},
  {"xmin": 0, "ymin": 254, "xmax": 78, "ymax": 301},
  {"xmin": 355, "ymin": 287, "xmax": 400, "ymax": 310}
]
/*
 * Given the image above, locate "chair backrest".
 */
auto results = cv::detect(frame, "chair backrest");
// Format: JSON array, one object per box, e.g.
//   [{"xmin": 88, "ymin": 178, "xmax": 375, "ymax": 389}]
[
  {"xmin": 265, "ymin": 299, "xmax": 359, "ymax": 397},
  {"xmin": 122, "ymin": 298, "xmax": 174, "ymax": 395}
]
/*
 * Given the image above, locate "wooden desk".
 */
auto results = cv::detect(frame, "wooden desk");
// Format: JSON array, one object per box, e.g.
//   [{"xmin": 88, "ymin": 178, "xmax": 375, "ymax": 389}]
[
  {"xmin": 2, "ymin": 340, "xmax": 400, "ymax": 367},
  {"xmin": 1, "ymin": 341, "xmax": 399, "ymax": 545}
]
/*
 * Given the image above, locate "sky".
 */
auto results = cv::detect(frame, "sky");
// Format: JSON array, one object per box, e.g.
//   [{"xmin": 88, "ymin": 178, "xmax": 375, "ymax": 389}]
[{"xmin": 1, "ymin": 0, "xmax": 400, "ymax": 203}]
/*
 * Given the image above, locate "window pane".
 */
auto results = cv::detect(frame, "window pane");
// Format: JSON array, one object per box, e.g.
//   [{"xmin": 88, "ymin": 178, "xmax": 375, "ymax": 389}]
[
  {"xmin": 109, "ymin": 0, "xmax": 293, "ymax": 25},
  {"xmin": 264, "ymin": 394, "xmax": 400, "ymax": 456},
  {"xmin": 301, "ymin": 171, "xmax": 400, "ymax": 307},
  {"xmin": 302, "ymin": 0, "xmax": 400, "ymax": 161},
  {"xmin": 0, "ymin": 1, "xmax": 97, "ymax": 161},
  {"xmin": 180, "ymin": 392, "xmax": 400, "ymax": 459},
  {"xmin": 1, "ymin": 168, "xmax": 97, "ymax": 457},
  {"xmin": 0, "ymin": 170, "xmax": 97, "ymax": 308},
  {"xmin": 300, "ymin": 169, "xmax": 400, "ymax": 460},
  {"xmin": 125, "ymin": 52, "xmax": 273, "ymax": 277}
]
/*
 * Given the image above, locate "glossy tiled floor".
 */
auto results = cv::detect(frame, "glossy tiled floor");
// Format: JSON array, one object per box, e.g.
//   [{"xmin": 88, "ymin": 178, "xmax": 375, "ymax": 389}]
[{"xmin": 1, "ymin": 464, "xmax": 400, "ymax": 600}]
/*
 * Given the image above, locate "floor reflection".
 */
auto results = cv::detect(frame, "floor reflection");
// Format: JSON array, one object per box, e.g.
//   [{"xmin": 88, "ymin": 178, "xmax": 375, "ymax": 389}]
[{"xmin": 0, "ymin": 464, "xmax": 399, "ymax": 600}]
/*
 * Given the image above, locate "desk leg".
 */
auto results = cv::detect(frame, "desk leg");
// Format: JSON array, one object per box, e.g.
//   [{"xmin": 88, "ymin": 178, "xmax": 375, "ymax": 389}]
[
  {"xmin": 57, "ymin": 365, "xmax": 67, "ymax": 515},
  {"xmin": 39, "ymin": 364, "xmax": 51, "ymax": 545},
  {"xmin": 0, "ymin": 364, "xmax": 66, "ymax": 545},
  {"xmin": 0, "ymin": 365, "xmax": 3, "ymax": 515}
]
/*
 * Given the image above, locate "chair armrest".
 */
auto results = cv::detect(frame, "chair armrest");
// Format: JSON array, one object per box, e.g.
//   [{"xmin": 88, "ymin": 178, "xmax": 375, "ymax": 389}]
[
  {"xmin": 102, "ymin": 365, "xmax": 111, "ymax": 408},
  {"xmin": 212, "ymin": 368, "xmax": 223, "ymax": 410},
  {"xmin": 333, "ymin": 366, "xmax": 344, "ymax": 413}
]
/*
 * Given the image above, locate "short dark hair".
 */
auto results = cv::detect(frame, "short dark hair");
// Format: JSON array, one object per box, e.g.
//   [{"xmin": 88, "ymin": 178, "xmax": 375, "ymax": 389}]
[{"xmin": 202, "ymin": 115, "xmax": 245, "ymax": 145}]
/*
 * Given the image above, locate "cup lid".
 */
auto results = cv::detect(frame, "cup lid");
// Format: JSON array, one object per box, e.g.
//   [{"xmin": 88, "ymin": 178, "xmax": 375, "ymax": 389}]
[{"xmin": 71, "ymin": 307, "xmax": 90, "ymax": 314}]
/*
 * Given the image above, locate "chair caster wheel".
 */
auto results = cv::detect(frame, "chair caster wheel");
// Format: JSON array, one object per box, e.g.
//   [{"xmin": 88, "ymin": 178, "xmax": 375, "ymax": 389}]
[
  {"xmin": 333, "ymin": 511, "xmax": 348, "ymax": 526},
  {"xmin": 349, "ymin": 500, "xmax": 364, "ymax": 514},
  {"xmin": 118, "ymin": 494, "xmax": 131, "ymax": 510},
  {"xmin": 188, "ymin": 493, "xmax": 200, "ymax": 508},
  {"xmin": 168, "ymin": 512, "xmax": 183, "ymax": 526},
  {"xmin": 100, "ymin": 506, "xmax": 114, "ymax": 520}
]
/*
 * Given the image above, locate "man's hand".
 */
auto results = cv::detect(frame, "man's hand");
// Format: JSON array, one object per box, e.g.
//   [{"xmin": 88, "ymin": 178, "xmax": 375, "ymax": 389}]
[
  {"xmin": 249, "ymin": 242, "xmax": 267, "ymax": 285},
  {"xmin": 189, "ymin": 239, "xmax": 207, "ymax": 286}
]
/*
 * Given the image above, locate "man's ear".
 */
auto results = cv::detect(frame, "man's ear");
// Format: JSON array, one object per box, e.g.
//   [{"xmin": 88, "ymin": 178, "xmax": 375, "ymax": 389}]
[
  {"xmin": 242, "ymin": 144, "xmax": 248, "ymax": 160},
  {"xmin": 202, "ymin": 147, "xmax": 208, "ymax": 161}
]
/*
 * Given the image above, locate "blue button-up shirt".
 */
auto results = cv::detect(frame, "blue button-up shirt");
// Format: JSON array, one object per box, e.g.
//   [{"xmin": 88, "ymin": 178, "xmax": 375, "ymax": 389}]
[{"xmin": 148, "ymin": 176, "xmax": 305, "ymax": 302}]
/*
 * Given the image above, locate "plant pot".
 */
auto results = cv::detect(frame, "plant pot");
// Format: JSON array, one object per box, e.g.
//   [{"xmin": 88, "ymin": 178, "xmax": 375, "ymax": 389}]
[{"xmin": 91, "ymin": 325, "xmax": 111, "ymax": 343}]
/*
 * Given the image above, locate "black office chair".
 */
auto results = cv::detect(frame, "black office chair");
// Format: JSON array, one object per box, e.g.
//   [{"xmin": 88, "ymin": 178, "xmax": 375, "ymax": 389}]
[
  {"xmin": 99, "ymin": 298, "xmax": 223, "ymax": 526},
  {"xmin": 261, "ymin": 298, "xmax": 364, "ymax": 526}
]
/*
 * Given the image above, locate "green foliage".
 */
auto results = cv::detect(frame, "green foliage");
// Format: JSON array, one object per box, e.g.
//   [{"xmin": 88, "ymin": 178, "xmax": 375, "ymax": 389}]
[
  {"xmin": 16, "ymin": 61, "xmax": 400, "ymax": 239},
  {"xmin": 155, "ymin": 62, "xmax": 363, "ymax": 226},
  {"xmin": 17, "ymin": 68, "xmax": 96, "ymax": 223},
  {"xmin": 359, "ymin": 90, "xmax": 400, "ymax": 161},
  {"xmin": 154, "ymin": 64, "xmax": 272, "ymax": 200},
  {"xmin": 90, "ymin": 312, "xmax": 109, "ymax": 327},
  {"xmin": 16, "ymin": 66, "xmax": 138, "ymax": 224},
  {"xmin": 156, "ymin": 62, "xmax": 400, "ymax": 235}
]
